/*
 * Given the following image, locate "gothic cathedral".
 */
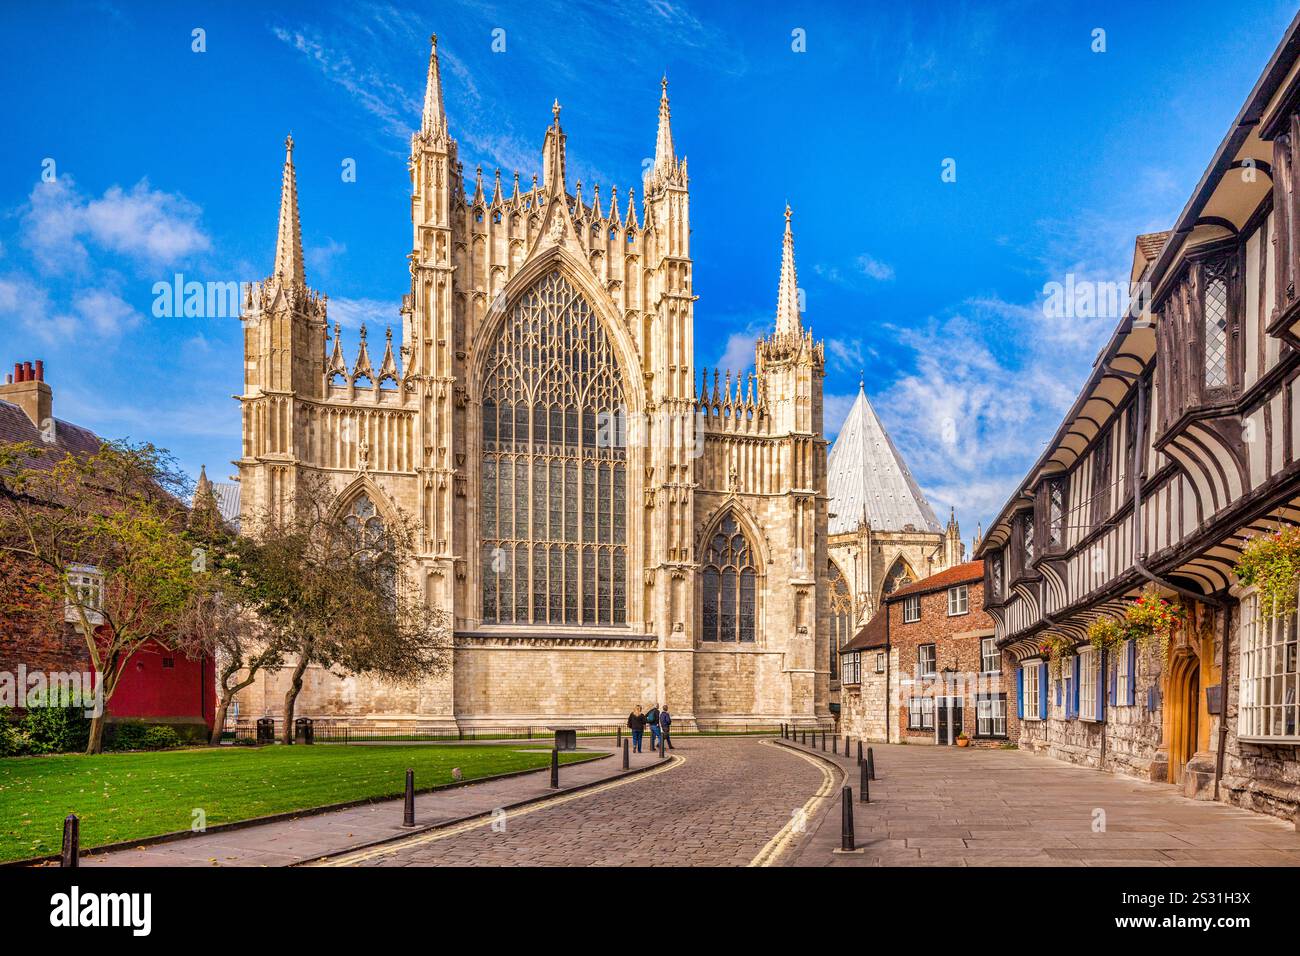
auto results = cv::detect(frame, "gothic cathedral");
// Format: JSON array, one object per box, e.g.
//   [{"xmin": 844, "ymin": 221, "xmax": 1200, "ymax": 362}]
[{"xmin": 233, "ymin": 36, "xmax": 835, "ymax": 731}]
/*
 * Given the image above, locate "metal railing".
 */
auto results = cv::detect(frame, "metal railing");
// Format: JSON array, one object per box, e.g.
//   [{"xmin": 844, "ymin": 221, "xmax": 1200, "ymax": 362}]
[{"xmin": 225, "ymin": 717, "xmax": 837, "ymax": 745}]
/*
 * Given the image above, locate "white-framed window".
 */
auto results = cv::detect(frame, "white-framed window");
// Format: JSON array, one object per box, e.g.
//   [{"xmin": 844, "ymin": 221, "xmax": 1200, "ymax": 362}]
[
  {"xmin": 64, "ymin": 564, "xmax": 104, "ymax": 626},
  {"xmin": 842, "ymin": 651, "xmax": 861, "ymax": 685},
  {"xmin": 947, "ymin": 584, "xmax": 969, "ymax": 616},
  {"xmin": 918, "ymin": 643, "xmax": 936, "ymax": 677},
  {"xmin": 1079, "ymin": 646, "xmax": 1098, "ymax": 721},
  {"xmin": 1023, "ymin": 664, "xmax": 1041, "ymax": 721},
  {"xmin": 981, "ymin": 637, "xmax": 999, "ymax": 674},
  {"xmin": 875, "ymin": 651, "xmax": 885, "ymax": 674},
  {"xmin": 976, "ymin": 693, "xmax": 1007, "ymax": 738},
  {"xmin": 907, "ymin": 696, "xmax": 935, "ymax": 731},
  {"xmin": 852, "ymin": 652, "xmax": 861, "ymax": 684},
  {"xmin": 1239, "ymin": 591, "xmax": 1300, "ymax": 741},
  {"xmin": 903, "ymin": 594, "xmax": 921, "ymax": 623},
  {"xmin": 1116, "ymin": 639, "xmax": 1133, "ymax": 705}
]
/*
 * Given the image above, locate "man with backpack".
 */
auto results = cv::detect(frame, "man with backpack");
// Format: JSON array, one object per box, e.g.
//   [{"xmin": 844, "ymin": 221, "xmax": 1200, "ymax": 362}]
[{"xmin": 646, "ymin": 704, "xmax": 662, "ymax": 750}]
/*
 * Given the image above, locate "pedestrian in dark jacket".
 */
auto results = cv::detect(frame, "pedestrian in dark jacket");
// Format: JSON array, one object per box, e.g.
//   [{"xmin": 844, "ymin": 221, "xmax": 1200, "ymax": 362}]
[
  {"xmin": 627, "ymin": 707, "xmax": 646, "ymax": 752},
  {"xmin": 646, "ymin": 704, "xmax": 662, "ymax": 749},
  {"xmin": 660, "ymin": 705, "xmax": 674, "ymax": 749}
]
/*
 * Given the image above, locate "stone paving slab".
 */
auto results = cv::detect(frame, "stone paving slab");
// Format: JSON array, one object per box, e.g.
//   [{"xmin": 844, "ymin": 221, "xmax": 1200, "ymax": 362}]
[
  {"xmin": 782, "ymin": 738, "xmax": 1300, "ymax": 867},
  {"xmin": 78, "ymin": 743, "xmax": 668, "ymax": 867}
]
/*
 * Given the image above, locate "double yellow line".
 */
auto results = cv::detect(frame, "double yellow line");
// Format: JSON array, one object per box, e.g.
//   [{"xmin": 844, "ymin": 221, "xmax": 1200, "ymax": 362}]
[{"xmin": 748, "ymin": 739, "xmax": 843, "ymax": 867}]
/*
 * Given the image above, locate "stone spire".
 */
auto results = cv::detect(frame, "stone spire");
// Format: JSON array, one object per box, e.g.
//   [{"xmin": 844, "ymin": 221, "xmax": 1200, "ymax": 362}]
[
  {"xmin": 774, "ymin": 204, "xmax": 801, "ymax": 335},
  {"xmin": 421, "ymin": 34, "xmax": 446, "ymax": 137},
  {"xmin": 273, "ymin": 135, "xmax": 305, "ymax": 286},
  {"xmin": 654, "ymin": 75, "xmax": 676, "ymax": 175},
  {"xmin": 541, "ymin": 99, "xmax": 567, "ymax": 195}
]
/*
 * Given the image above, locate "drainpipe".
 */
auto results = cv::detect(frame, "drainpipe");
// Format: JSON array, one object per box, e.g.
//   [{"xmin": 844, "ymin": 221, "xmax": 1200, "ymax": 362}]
[
  {"xmin": 884, "ymin": 600, "xmax": 891, "ymax": 744},
  {"xmin": 1111, "ymin": 363, "xmax": 1229, "ymax": 796}
]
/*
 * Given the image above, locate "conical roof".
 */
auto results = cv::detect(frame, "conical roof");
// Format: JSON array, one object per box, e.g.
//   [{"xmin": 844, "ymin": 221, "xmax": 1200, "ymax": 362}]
[{"xmin": 827, "ymin": 384, "xmax": 940, "ymax": 535}]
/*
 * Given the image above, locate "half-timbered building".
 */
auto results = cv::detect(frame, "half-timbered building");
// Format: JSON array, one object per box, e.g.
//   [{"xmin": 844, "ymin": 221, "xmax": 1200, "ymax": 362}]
[{"xmin": 976, "ymin": 14, "xmax": 1300, "ymax": 821}]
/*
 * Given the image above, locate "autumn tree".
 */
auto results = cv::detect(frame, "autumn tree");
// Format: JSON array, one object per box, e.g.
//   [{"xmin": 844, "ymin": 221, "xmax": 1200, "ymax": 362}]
[
  {"xmin": 0, "ymin": 440, "xmax": 198, "ymax": 753},
  {"xmin": 239, "ymin": 477, "xmax": 450, "ymax": 744}
]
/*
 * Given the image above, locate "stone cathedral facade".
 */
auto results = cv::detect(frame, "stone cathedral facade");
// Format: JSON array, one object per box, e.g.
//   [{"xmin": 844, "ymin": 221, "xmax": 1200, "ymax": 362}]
[{"xmin": 231, "ymin": 37, "xmax": 833, "ymax": 731}]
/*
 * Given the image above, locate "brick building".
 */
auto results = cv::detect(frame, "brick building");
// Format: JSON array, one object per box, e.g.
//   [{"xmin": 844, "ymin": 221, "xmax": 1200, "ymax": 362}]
[
  {"xmin": 0, "ymin": 359, "xmax": 214, "ymax": 738},
  {"xmin": 840, "ymin": 560, "xmax": 1018, "ymax": 746}
]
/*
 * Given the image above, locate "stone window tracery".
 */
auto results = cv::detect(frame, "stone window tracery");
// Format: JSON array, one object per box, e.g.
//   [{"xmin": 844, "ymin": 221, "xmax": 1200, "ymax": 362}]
[
  {"xmin": 700, "ymin": 513, "xmax": 757, "ymax": 642},
  {"xmin": 480, "ymin": 271, "xmax": 627, "ymax": 625}
]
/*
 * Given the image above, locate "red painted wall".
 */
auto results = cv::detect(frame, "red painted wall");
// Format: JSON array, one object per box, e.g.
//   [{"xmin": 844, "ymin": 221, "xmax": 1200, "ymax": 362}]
[{"xmin": 102, "ymin": 638, "xmax": 214, "ymax": 730}]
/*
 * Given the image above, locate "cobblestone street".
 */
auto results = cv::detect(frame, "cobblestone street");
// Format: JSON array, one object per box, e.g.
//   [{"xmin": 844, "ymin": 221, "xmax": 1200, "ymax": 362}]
[{"xmin": 324, "ymin": 737, "xmax": 830, "ymax": 867}]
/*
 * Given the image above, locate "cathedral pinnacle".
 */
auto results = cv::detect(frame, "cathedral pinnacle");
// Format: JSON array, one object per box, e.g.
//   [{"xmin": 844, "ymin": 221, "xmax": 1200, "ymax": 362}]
[
  {"xmin": 774, "ymin": 204, "xmax": 801, "ymax": 335},
  {"xmin": 273, "ymin": 133, "xmax": 305, "ymax": 287},
  {"xmin": 653, "ymin": 75, "xmax": 676, "ymax": 177},
  {"xmin": 421, "ymin": 33, "xmax": 447, "ymax": 137},
  {"xmin": 542, "ymin": 98, "xmax": 567, "ymax": 195}
]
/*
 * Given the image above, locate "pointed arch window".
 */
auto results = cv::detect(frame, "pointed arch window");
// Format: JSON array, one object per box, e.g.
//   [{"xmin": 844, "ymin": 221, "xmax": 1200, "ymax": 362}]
[
  {"xmin": 882, "ymin": 557, "xmax": 914, "ymax": 597},
  {"xmin": 700, "ymin": 513, "xmax": 757, "ymax": 643},
  {"xmin": 479, "ymin": 271, "xmax": 627, "ymax": 625},
  {"xmin": 343, "ymin": 493, "xmax": 386, "ymax": 550},
  {"xmin": 828, "ymin": 561, "xmax": 853, "ymax": 678}
]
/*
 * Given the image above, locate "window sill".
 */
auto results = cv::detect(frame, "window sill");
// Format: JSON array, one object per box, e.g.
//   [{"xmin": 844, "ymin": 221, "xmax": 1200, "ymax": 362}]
[
  {"xmin": 1238, "ymin": 735, "xmax": 1300, "ymax": 746},
  {"xmin": 946, "ymin": 610, "xmax": 969, "ymax": 618}
]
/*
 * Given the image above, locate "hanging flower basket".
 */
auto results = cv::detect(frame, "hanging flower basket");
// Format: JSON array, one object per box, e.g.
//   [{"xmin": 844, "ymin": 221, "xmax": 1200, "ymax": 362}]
[
  {"xmin": 1086, "ymin": 616, "xmax": 1125, "ymax": 654},
  {"xmin": 1235, "ymin": 525, "xmax": 1300, "ymax": 621},
  {"xmin": 1123, "ymin": 586, "xmax": 1185, "ymax": 660},
  {"xmin": 1040, "ymin": 633, "xmax": 1075, "ymax": 678}
]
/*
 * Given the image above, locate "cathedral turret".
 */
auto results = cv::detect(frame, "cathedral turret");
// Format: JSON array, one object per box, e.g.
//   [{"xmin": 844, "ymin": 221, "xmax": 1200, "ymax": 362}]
[
  {"xmin": 421, "ymin": 33, "xmax": 447, "ymax": 140},
  {"xmin": 273, "ymin": 135, "xmax": 305, "ymax": 287},
  {"xmin": 944, "ymin": 506, "xmax": 964, "ymax": 568},
  {"xmin": 774, "ymin": 204, "xmax": 801, "ymax": 336}
]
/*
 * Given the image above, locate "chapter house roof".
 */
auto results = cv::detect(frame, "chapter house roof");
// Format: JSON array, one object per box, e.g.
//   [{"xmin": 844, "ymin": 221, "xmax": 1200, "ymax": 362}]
[{"xmin": 827, "ymin": 384, "xmax": 940, "ymax": 535}]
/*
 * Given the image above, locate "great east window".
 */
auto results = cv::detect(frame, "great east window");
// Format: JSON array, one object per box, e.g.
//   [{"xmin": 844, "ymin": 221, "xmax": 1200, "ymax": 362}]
[{"xmin": 479, "ymin": 271, "xmax": 627, "ymax": 626}]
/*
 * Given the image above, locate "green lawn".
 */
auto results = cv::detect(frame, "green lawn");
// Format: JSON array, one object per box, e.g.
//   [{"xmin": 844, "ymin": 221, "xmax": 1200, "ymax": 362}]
[{"xmin": 0, "ymin": 744, "xmax": 603, "ymax": 863}]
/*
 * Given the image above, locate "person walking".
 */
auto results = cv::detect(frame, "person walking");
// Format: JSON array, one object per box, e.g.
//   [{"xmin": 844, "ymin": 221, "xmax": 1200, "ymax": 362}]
[
  {"xmin": 646, "ymin": 703, "xmax": 662, "ymax": 750},
  {"xmin": 660, "ymin": 704, "xmax": 674, "ymax": 749},
  {"xmin": 627, "ymin": 706, "xmax": 646, "ymax": 753}
]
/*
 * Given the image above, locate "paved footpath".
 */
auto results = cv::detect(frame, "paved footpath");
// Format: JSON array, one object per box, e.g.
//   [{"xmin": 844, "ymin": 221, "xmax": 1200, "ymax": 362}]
[
  {"xmin": 320, "ymin": 736, "xmax": 830, "ymax": 867},
  {"xmin": 80, "ymin": 743, "xmax": 669, "ymax": 867},
  {"xmin": 784, "ymin": 737, "xmax": 1300, "ymax": 867}
]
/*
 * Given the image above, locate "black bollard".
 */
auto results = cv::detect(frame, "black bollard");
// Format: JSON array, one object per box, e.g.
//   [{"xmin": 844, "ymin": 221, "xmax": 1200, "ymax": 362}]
[
  {"xmin": 856, "ymin": 740, "xmax": 863, "ymax": 765},
  {"xmin": 801, "ymin": 729, "xmax": 807, "ymax": 745},
  {"xmin": 623, "ymin": 738, "xmax": 630, "ymax": 769},
  {"xmin": 659, "ymin": 733, "xmax": 666, "ymax": 759},
  {"xmin": 841, "ymin": 786, "xmax": 855, "ymax": 852},
  {"xmin": 782, "ymin": 723, "xmax": 787, "ymax": 739},
  {"xmin": 832, "ymin": 735, "xmax": 838, "ymax": 755},
  {"xmin": 844, "ymin": 735, "xmax": 850, "ymax": 756},
  {"xmin": 860, "ymin": 759, "xmax": 870, "ymax": 803},
  {"xmin": 402, "ymin": 769, "xmax": 415, "ymax": 827},
  {"xmin": 550, "ymin": 747, "xmax": 560, "ymax": 789},
  {"xmin": 616, "ymin": 725, "xmax": 622, "ymax": 749},
  {"xmin": 820, "ymin": 732, "xmax": 826, "ymax": 751},
  {"xmin": 867, "ymin": 747, "xmax": 876, "ymax": 781},
  {"xmin": 60, "ymin": 814, "xmax": 79, "ymax": 868}
]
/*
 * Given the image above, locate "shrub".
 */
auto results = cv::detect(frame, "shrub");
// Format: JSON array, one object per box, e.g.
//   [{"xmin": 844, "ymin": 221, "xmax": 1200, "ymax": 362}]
[
  {"xmin": 108, "ymin": 722, "xmax": 183, "ymax": 751},
  {"xmin": 19, "ymin": 693, "xmax": 92, "ymax": 754},
  {"xmin": 0, "ymin": 711, "xmax": 35, "ymax": 757}
]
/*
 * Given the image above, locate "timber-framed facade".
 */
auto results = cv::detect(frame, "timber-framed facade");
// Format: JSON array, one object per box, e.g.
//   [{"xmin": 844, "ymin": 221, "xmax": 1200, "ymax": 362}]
[{"xmin": 976, "ymin": 12, "xmax": 1300, "ymax": 821}]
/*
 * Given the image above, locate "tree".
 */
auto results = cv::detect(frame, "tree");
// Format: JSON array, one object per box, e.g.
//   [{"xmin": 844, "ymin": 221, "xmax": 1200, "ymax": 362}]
[
  {"xmin": 240, "ymin": 477, "xmax": 450, "ymax": 744},
  {"xmin": 0, "ymin": 440, "xmax": 198, "ymax": 753}
]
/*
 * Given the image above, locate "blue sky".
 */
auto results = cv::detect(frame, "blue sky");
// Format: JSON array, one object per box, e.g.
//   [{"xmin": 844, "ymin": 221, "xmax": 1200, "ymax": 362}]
[{"xmin": 1, "ymin": 0, "xmax": 1296, "ymax": 539}]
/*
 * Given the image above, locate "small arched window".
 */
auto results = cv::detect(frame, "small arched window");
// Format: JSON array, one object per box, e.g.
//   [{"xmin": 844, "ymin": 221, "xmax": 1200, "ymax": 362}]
[{"xmin": 700, "ymin": 513, "xmax": 757, "ymax": 643}]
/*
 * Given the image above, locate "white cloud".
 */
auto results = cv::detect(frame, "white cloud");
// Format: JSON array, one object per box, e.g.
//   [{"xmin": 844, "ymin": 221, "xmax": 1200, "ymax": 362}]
[
  {"xmin": 72, "ymin": 287, "xmax": 140, "ymax": 336},
  {"xmin": 714, "ymin": 329, "xmax": 760, "ymax": 374},
  {"xmin": 855, "ymin": 254, "xmax": 895, "ymax": 281},
  {"xmin": 330, "ymin": 296, "xmax": 399, "ymax": 331},
  {"xmin": 20, "ymin": 176, "xmax": 210, "ymax": 275}
]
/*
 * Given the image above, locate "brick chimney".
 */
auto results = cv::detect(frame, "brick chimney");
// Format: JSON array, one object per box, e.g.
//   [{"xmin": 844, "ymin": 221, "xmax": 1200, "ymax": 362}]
[{"xmin": 0, "ymin": 359, "xmax": 53, "ymax": 430}]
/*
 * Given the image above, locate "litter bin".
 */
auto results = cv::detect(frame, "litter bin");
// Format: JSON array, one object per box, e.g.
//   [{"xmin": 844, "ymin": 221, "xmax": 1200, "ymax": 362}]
[
  {"xmin": 255, "ymin": 717, "xmax": 275, "ymax": 744},
  {"xmin": 295, "ymin": 717, "xmax": 314, "ymax": 745}
]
